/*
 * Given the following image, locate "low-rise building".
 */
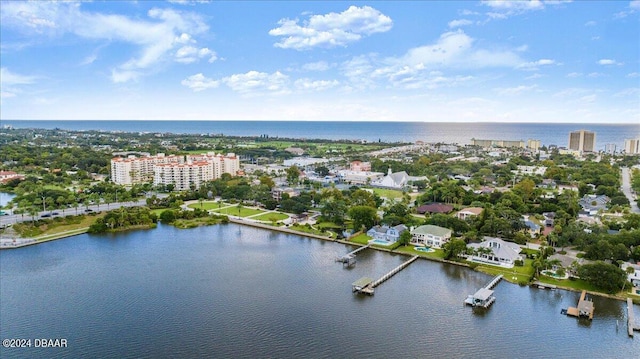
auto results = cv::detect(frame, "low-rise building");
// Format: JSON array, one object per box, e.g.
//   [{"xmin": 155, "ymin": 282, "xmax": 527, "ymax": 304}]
[
  {"xmin": 366, "ymin": 224, "xmax": 408, "ymax": 243},
  {"xmin": 467, "ymin": 237, "xmax": 523, "ymax": 268},
  {"xmin": 410, "ymin": 225, "xmax": 452, "ymax": 248},
  {"xmin": 456, "ymin": 207, "xmax": 483, "ymax": 221}
]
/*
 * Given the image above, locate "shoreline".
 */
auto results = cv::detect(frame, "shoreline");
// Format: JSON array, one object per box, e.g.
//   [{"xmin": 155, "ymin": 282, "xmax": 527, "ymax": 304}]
[{"xmin": 2, "ymin": 218, "xmax": 637, "ymax": 304}]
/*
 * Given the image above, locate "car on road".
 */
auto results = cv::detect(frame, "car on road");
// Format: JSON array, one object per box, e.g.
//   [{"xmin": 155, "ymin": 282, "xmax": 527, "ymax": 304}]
[
  {"xmin": 84, "ymin": 208, "xmax": 94, "ymax": 212},
  {"xmin": 41, "ymin": 213, "xmax": 52, "ymax": 218},
  {"xmin": 0, "ymin": 210, "xmax": 8, "ymax": 216},
  {"xmin": 52, "ymin": 212, "xmax": 60, "ymax": 216}
]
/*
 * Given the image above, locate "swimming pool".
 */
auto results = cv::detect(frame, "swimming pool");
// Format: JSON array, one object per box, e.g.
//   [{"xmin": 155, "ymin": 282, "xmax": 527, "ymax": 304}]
[
  {"xmin": 415, "ymin": 246, "xmax": 434, "ymax": 253},
  {"xmin": 369, "ymin": 239, "xmax": 394, "ymax": 246}
]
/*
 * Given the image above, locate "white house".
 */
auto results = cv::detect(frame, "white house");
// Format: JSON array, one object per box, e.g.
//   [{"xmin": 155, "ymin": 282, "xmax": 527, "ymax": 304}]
[
  {"xmin": 467, "ymin": 237, "xmax": 523, "ymax": 268},
  {"xmin": 366, "ymin": 224, "xmax": 408, "ymax": 243},
  {"xmin": 621, "ymin": 262, "xmax": 640, "ymax": 289},
  {"xmin": 410, "ymin": 225, "xmax": 452, "ymax": 248},
  {"xmin": 456, "ymin": 207, "xmax": 483, "ymax": 221}
]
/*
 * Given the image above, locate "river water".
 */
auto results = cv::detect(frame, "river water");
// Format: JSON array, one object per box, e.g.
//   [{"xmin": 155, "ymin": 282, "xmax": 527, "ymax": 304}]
[{"xmin": 1, "ymin": 223, "xmax": 638, "ymax": 358}]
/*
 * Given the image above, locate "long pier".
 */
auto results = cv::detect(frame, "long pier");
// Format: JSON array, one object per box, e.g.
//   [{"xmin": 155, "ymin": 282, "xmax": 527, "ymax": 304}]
[
  {"xmin": 336, "ymin": 243, "xmax": 371, "ymax": 267},
  {"xmin": 628, "ymin": 298, "xmax": 640, "ymax": 337},
  {"xmin": 353, "ymin": 255, "xmax": 419, "ymax": 295}
]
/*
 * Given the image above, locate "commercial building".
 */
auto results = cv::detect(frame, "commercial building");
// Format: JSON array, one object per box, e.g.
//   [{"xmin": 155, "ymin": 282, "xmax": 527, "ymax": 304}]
[
  {"xmin": 471, "ymin": 138, "xmax": 541, "ymax": 150},
  {"xmin": 568, "ymin": 130, "xmax": 596, "ymax": 153},
  {"xmin": 624, "ymin": 138, "xmax": 640, "ymax": 154}
]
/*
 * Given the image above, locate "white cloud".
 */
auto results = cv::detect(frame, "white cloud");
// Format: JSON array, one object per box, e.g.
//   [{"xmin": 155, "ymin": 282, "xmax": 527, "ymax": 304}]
[
  {"xmin": 525, "ymin": 73, "xmax": 544, "ymax": 80},
  {"xmin": 181, "ymin": 73, "xmax": 219, "ymax": 91},
  {"xmin": 566, "ymin": 72, "xmax": 582, "ymax": 78},
  {"xmin": 587, "ymin": 72, "xmax": 604, "ymax": 77},
  {"xmin": 584, "ymin": 20, "xmax": 597, "ymax": 26},
  {"xmin": 0, "ymin": 2, "xmax": 211, "ymax": 83},
  {"xmin": 223, "ymin": 71, "xmax": 290, "ymax": 95},
  {"xmin": 302, "ymin": 61, "xmax": 331, "ymax": 71},
  {"xmin": 294, "ymin": 78, "xmax": 339, "ymax": 91},
  {"xmin": 627, "ymin": 72, "xmax": 640, "ymax": 78},
  {"xmin": 175, "ymin": 46, "xmax": 217, "ymax": 63},
  {"xmin": 597, "ymin": 59, "xmax": 622, "ymax": 65},
  {"xmin": 631, "ymin": 1, "xmax": 640, "ymax": 10},
  {"xmin": 448, "ymin": 19, "xmax": 473, "ymax": 28},
  {"xmin": 517, "ymin": 58, "xmax": 556, "ymax": 70},
  {"xmin": 269, "ymin": 6, "xmax": 392, "ymax": 50},
  {"xmin": 481, "ymin": 0, "xmax": 571, "ymax": 19},
  {"xmin": 1, "ymin": 67, "xmax": 36, "ymax": 85},
  {"xmin": 496, "ymin": 84, "xmax": 538, "ymax": 96}
]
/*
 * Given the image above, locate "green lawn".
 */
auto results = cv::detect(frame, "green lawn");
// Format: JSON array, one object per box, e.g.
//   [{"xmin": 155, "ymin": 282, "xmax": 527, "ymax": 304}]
[
  {"xmin": 349, "ymin": 233, "xmax": 371, "ymax": 245},
  {"xmin": 187, "ymin": 201, "xmax": 232, "ymax": 210},
  {"xmin": 210, "ymin": 205, "xmax": 265, "ymax": 217},
  {"xmin": 395, "ymin": 245, "xmax": 446, "ymax": 260},
  {"xmin": 289, "ymin": 224, "xmax": 335, "ymax": 238},
  {"xmin": 368, "ymin": 188, "xmax": 404, "ymax": 199},
  {"xmin": 252, "ymin": 212, "xmax": 289, "ymax": 222},
  {"xmin": 475, "ymin": 259, "xmax": 534, "ymax": 284}
]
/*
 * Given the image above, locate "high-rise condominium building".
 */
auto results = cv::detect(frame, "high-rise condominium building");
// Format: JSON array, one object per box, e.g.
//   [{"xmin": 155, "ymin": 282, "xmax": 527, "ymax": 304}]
[
  {"xmin": 568, "ymin": 130, "xmax": 596, "ymax": 153},
  {"xmin": 624, "ymin": 138, "xmax": 640, "ymax": 154}
]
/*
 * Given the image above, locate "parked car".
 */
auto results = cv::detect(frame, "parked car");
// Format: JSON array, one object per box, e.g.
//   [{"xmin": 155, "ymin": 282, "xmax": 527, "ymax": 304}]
[{"xmin": 0, "ymin": 211, "xmax": 9, "ymax": 216}]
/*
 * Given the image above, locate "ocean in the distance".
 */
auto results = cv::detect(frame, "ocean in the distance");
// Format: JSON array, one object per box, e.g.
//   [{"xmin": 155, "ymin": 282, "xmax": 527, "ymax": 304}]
[{"xmin": 3, "ymin": 120, "xmax": 639, "ymax": 150}]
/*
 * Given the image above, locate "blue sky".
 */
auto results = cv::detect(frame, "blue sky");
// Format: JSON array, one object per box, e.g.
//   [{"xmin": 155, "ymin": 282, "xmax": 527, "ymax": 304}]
[{"xmin": 1, "ymin": 0, "xmax": 638, "ymax": 123}]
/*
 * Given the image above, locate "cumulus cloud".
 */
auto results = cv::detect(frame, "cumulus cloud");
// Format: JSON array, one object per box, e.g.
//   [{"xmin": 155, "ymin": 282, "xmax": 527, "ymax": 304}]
[
  {"xmin": 482, "ymin": 0, "xmax": 570, "ymax": 19},
  {"xmin": 448, "ymin": 19, "xmax": 474, "ymax": 28},
  {"xmin": 181, "ymin": 73, "xmax": 219, "ymax": 91},
  {"xmin": 223, "ymin": 71, "xmax": 290, "ymax": 95},
  {"xmin": 597, "ymin": 59, "xmax": 621, "ymax": 65},
  {"xmin": 269, "ymin": 6, "xmax": 392, "ymax": 50},
  {"xmin": 294, "ymin": 78, "xmax": 339, "ymax": 91},
  {"xmin": 517, "ymin": 58, "xmax": 556, "ymax": 70},
  {"xmin": 496, "ymin": 84, "xmax": 538, "ymax": 96},
  {"xmin": 0, "ymin": 2, "xmax": 213, "ymax": 83},
  {"xmin": 302, "ymin": 61, "xmax": 332, "ymax": 71},
  {"xmin": 175, "ymin": 46, "xmax": 217, "ymax": 63}
]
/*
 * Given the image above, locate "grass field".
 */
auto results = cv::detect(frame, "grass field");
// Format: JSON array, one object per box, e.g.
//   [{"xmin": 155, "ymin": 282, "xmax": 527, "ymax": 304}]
[
  {"xmin": 349, "ymin": 233, "xmax": 371, "ymax": 245},
  {"xmin": 187, "ymin": 202, "xmax": 232, "ymax": 210},
  {"xmin": 211, "ymin": 205, "xmax": 265, "ymax": 217},
  {"xmin": 395, "ymin": 245, "xmax": 446, "ymax": 260},
  {"xmin": 252, "ymin": 212, "xmax": 289, "ymax": 222},
  {"xmin": 475, "ymin": 259, "xmax": 534, "ymax": 284},
  {"xmin": 368, "ymin": 188, "xmax": 404, "ymax": 199}
]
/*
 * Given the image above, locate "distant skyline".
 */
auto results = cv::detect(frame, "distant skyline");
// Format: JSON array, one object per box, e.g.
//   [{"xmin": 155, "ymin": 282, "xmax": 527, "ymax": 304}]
[{"xmin": 1, "ymin": 1, "xmax": 638, "ymax": 123}]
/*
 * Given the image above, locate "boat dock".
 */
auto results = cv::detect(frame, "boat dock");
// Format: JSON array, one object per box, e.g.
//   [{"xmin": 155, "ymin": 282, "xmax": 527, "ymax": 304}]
[
  {"xmin": 628, "ymin": 298, "xmax": 640, "ymax": 337},
  {"xmin": 565, "ymin": 290, "xmax": 594, "ymax": 320},
  {"xmin": 465, "ymin": 275, "xmax": 503, "ymax": 308},
  {"xmin": 352, "ymin": 255, "xmax": 419, "ymax": 295},
  {"xmin": 336, "ymin": 243, "xmax": 371, "ymax": 267},
  {"xmin": 532, "ymin": 281, "xmax": 556, "ymax": 290}
]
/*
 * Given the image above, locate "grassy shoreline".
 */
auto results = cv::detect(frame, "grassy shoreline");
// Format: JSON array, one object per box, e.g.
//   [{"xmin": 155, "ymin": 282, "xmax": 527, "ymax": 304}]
[{"xmin": 3, "ymin": 216, "xmax": 636, "ymax": 303}]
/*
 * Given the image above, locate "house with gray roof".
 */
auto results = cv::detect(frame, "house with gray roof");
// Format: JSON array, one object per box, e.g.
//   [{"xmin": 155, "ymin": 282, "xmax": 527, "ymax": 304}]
[
  {"xmin": 467, "ymin": 237, "xmax": 523, "ymax": 268},
  {"xmin": 410, "ymin": 225, "xmax": 452, "ymax": 248},
  {"xmin": 578, "ymin": 194, "xmax": 610, "ymax": 215},
  {"xmin": 366, "ymin": 224, "xmax": 408, "ymax": 244}
]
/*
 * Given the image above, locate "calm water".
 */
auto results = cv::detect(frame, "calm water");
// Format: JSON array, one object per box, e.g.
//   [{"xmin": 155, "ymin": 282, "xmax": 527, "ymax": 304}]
[
  {"xmin": 3, "ymin": 120, "xmax": 639, "ymax": 150},
  {"xmin": 1, "ymin": 224, "xmax": 638, "ymax": 358}
]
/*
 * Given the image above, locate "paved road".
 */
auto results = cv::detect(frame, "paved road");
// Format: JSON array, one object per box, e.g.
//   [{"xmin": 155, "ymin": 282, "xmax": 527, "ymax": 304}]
[
  {"xmin": 0, "ymin": 199, "xmax": 148, "ymax": 228},
  {"xmin": 620, "ymin": 167, "xmax": 639, "ymax": 213}
]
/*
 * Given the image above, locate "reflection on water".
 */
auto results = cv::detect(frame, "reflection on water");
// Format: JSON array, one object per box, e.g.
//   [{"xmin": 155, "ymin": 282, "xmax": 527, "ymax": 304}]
[{"xmin": 1, "ymin": 223, "xmax": 638, "ymax": 359}]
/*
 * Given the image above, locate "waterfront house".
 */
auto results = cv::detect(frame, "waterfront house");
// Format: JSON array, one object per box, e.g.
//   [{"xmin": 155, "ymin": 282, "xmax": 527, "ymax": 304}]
[
  {"xmin": 621, "ymin": 262, "xmax": 640, "ymax": 288},
  {"xmin": 410, "ymin": 225, "xmax": 452, "ymax": 248},
  {"xmin": 366, "ymin": 224, "xmax": 408, "ymax": 243},
  {"xmin": 456, "ymin": 207, "xmax": 483, "ymax": 221},
  {"xmin": 467, "ymin": 237, "xmax": 523, "ymax": 268}
]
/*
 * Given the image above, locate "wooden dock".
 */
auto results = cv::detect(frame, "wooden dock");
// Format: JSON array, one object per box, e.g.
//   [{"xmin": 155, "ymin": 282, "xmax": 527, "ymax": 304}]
[
  {"xmin": 628, "ymin": 298, "xmax": 640, "ymax": 337},
  {"xmin": 352, "ymin": 255, "xmax": 419, "ymax": 295},
  {"xmin": 336, "ymin": 243, "xmax": 371, "ymax": 267},
  {"xmin": 465, "ymin": 275, "xmax": 503, "ymax": 308},
  {"xmin": 532, "ymin": 281, "xmax": 556, "ymax": 290},
  {"xmin": 565, "ymin": 290, "xmax": 594, "ymax": 320}
]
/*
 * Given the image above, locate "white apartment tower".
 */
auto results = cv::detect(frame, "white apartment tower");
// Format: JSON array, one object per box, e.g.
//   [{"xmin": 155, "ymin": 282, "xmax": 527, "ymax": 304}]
[
  {"xmin": 111, "ymin": 153, "xmax": 183, "ymax": 185},
  {"xmin": 624, "ymin": 138, "xmax": 640, "ymax": 154},
  {"xmin": 568, "ymin": 130, "xmax": 596, "ymax": 153},
  {"xmin": 153, "ymin": 153, "xmax": 240, "ymax": 190}
]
